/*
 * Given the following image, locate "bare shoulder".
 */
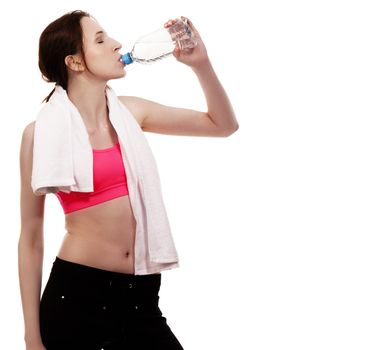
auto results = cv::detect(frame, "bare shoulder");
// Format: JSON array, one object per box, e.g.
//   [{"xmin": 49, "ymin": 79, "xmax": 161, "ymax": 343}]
[
  {"xmin": 20, "ymin": 121, "xmax": 36, "ymax": 161},
  {"xmin": 22, "ymin": 121, "xmax": 35, "ymax": 141},
  {"xmin": 20, "ymin": 121, "xmax": 36, "ymax": 157},
  {"xmin": 19, "ymin": 120, "xmax": 46, "ymax": 230},
  {"xmin": 20, "ymin": 121, "xmax": 36, "ymax": 177},
  {"xmin": 118, "ymin": 95, "xmax": 149, "ymax": 127}
]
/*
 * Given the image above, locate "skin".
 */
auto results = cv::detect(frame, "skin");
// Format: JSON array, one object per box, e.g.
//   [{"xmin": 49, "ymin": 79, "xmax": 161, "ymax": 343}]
[{"xmin": 19, "ymin": 15, "xmax": 238, "ymax": 349}]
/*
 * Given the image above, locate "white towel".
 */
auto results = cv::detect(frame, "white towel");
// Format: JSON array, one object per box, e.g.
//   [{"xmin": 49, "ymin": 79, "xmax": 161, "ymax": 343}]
[{"xmin": 31, "ymin": 85, "xmax": 179, "ymax": 275}]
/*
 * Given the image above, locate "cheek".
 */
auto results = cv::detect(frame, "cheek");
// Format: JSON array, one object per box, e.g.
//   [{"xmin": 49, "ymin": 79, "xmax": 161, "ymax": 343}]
[
  {"xmin": 83, "ymin": 48, "xmax": 106, "ymax": 69},
  {"xmin": 85, "ymin": 59, "xmax": 104, "ymax": 73},
  {"xmin": 83, "ymin": 48, "xmax": 123, "ymax": 78}
]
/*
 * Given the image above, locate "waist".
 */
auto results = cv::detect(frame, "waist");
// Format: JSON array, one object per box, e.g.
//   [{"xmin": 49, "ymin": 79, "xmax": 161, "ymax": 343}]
[
  {"xmin": 58, "ymin": 228, "xmax": 136, "ymax": 274},
  {"xmin": 49, "ymin": 256, "xmax": 160, "ymax": 286},
  {"xmin": 45, "ymin": 256, "xmax": 161, "ymax": 311}
]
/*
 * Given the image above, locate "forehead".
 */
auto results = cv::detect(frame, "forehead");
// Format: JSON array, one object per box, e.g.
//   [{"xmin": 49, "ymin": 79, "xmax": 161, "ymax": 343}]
[{"xmin": 81, "ymin": 16, "xmax": 104, "ymax": 40}]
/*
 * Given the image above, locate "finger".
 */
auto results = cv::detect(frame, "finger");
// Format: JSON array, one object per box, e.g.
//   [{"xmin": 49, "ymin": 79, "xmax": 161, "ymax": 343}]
[
  {"xmin": 164, "ymin": 18, "xmax": 177, "ymax": 28},
  {"xmin": 181, "ymin": 16, "xmax": 199, "ymax": 35},
  {"xmin": 173, "ymin": 45, "xmax": 181, "ymax": 58}
]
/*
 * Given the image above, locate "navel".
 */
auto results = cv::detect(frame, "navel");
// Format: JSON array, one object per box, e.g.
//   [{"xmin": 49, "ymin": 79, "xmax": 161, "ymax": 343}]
[{"xmin": 125, "ymin": 251, "xmax": 130, "ymax": 258}]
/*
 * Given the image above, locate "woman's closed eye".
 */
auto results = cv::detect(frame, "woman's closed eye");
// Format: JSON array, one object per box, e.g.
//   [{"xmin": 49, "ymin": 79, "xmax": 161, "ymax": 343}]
[{"xmin": 95, "ymin": 34, "xmax": 105, "ymax": 44}]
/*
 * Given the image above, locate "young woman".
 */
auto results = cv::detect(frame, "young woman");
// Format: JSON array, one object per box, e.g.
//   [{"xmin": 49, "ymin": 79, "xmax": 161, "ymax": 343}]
[{"xmin": 18, "ymin": 10, "xmax": 238, "ymax": 350}]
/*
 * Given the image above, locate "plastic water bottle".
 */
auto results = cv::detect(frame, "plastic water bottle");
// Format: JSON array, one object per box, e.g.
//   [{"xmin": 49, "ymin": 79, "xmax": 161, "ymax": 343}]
[{"xmin": 120, "ymin": 18, "xmax": 197, "ymax": 65}]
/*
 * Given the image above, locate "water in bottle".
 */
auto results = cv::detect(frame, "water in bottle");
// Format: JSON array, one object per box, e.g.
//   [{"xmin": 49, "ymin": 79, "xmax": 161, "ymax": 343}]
[{"xmin": 120, "ymin": 18, "xmax": 197, "ymax": 65}]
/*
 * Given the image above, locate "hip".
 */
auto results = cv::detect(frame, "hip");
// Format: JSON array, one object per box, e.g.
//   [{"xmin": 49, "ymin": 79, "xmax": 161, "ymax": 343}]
[{"xmin": 40, "ymin": 257, "xmax": 166, "ymax": 348}]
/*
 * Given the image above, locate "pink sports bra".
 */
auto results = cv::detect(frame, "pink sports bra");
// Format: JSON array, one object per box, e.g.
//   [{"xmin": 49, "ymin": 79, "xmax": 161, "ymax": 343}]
[{"xmin": 55, "ymin": 142, "xmax": 129, "ymax": 214}]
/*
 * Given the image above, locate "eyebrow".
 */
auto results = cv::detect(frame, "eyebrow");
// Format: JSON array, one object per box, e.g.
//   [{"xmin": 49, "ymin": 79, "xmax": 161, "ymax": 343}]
[{"xmin": 94, "ymin": 30, "xmax": 105, "ymax": 36}]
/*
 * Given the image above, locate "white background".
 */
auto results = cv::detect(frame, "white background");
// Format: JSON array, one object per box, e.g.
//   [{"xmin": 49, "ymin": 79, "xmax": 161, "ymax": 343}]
[{"xmin": 1, "ymin": 0, "xmax": 383, "ymax": 349}]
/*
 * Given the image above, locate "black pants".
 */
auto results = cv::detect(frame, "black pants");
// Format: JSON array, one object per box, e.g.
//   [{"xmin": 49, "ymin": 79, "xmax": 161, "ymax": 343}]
[{"xmin": 40, "ymin": 257, "xmax": 184, "ymax": 350}]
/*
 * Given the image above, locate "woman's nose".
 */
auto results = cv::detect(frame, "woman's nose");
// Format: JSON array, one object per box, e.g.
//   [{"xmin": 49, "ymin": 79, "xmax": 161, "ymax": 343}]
[{"xmin": 114, "ymin": 41, "xmax": 122, "ymax": 52}]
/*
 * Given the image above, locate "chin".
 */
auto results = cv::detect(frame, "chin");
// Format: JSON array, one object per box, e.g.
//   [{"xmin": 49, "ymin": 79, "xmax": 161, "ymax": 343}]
[{"xmin": 109, "ymin": 70, "xmax": 126, "ymax": 80}]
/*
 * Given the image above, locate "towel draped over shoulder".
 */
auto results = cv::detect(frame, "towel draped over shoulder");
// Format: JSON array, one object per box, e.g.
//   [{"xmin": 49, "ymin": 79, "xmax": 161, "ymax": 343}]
[{"xmin": 31, "ymin": 85, "xmax": 179, "ymax": 275}]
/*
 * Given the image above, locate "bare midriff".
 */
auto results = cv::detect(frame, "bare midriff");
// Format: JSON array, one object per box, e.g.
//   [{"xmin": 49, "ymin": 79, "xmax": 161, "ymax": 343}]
[{"xmin": 57, "ymin": 195, "xmax": 137, "ymax": 274}]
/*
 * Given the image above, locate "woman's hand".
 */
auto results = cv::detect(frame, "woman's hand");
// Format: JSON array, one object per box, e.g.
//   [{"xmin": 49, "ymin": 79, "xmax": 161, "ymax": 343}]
[{"xmin": 164, "ymin": 16, "xmax": 210, "ymax": 70}]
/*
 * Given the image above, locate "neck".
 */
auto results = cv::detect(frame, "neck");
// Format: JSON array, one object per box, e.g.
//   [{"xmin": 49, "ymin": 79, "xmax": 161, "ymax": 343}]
[{"xmin": 66, "ymin": 79, "xmax": 109, "ymax": 131}]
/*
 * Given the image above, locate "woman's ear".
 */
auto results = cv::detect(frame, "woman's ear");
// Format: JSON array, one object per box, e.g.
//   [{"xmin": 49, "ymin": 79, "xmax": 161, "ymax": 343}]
[{"xmin": 64, "ymin": 54, "xmax": 85, "ymax": 72}]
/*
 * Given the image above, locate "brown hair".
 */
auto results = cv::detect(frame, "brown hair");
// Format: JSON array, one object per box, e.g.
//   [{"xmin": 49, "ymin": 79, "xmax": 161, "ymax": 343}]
[{"xmin": 38, "ymin": 10, "xmax": 90, "ymax": 102}]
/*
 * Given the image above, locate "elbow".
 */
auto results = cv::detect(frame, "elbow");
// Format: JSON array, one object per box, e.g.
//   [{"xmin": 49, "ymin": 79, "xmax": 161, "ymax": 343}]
[
  {"xmin": 219, "ymin": 123, "xmax": 239, "ymax": 137},
  {"xmin": 18, "ymin": 228, "xmax": 44, "ymax": 252},
  {"xmin": 230, "ymin": 122, "xmax": 240, "ymax": 135}
]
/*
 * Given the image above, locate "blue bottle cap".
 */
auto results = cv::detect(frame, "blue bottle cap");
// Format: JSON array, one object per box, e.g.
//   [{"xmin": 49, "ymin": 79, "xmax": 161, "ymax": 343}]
[{"xmin": 121, "ymin": 53, "xmax": 133, "ymax": 65}]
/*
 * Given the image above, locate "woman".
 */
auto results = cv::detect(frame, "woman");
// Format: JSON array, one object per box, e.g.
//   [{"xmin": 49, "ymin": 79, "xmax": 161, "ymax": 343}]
[{"xmin": 18, "ymin": 10, "xmax": 238, "ymax": 350}]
